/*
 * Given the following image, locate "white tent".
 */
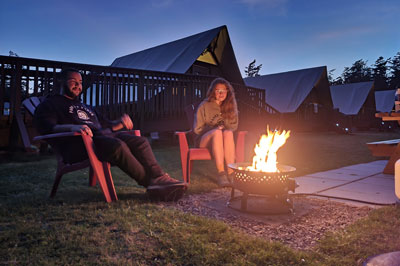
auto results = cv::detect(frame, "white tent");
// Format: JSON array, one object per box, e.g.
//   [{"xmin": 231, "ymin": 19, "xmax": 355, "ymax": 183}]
[
  {"xmin": 111, "ymin": 25, "xmax": 243, "ymax": 84},
  {"xmin": 330, "ymin": 81, "xmax": 374, "ymax": 115},
  {"xmin": 375, "ymin": 90, "xmax": 395, "ymax": 112},
  {"xmin": 244, "ymin": 66, "xmax": 329, "ymax": 113}
]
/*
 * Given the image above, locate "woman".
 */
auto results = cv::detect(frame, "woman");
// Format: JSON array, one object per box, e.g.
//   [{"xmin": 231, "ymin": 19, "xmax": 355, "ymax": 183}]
[{"xmin": 193, "ymin": 78, "xmax": 239, "ymax": 187}]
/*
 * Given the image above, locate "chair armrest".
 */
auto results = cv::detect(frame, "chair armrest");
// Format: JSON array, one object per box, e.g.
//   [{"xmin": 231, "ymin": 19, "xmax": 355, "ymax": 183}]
[
  {"xmin": 119, "ymin": 130, "xmax": 141, "ymax": 136},
  {"xmin": 175, "ymin": 130, "xmax": 192, "ymax": 135},
  {"xmin": 34, "ymin": 129, "xmax": 141, "ymax": 143},
  {"xmin": 132, "ymin": 130, "xmax": 141, "ymax": 136},
  {"xmin": 33, "ymin": 132, "xmax": 82, "ymax": 142},
  {"xmin": 175, "ymin": 131, "xmax": 190, "ymax": 149}
]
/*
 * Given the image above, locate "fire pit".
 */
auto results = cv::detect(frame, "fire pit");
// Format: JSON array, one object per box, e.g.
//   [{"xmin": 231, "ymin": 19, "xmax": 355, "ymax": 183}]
[
  {"xmin": 228, "ymin": 163, "xmax": 297, "ymax": 214},
  {"xmin": 227, "ymin": 127, "xmax": 297, "ymax": 214},
  {"xmin": 229, "ymin": 163, "xmax": 296, "ymax": 195}
]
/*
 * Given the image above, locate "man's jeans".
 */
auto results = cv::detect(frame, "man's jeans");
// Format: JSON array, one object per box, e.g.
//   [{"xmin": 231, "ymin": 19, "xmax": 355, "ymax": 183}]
[
  {"xmin": 58, "ymin": 132, "xmax": 164, "ymax": 187},
  {"xmin": 93, "ymin": 132, "xmax": 164, "ymax": 187}
]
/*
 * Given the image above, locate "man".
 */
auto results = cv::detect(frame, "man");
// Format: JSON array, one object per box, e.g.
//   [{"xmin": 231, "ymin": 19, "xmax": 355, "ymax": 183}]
[{"xmin": 34, "ymin": 68, "xmax": 187, "ymax": 201}]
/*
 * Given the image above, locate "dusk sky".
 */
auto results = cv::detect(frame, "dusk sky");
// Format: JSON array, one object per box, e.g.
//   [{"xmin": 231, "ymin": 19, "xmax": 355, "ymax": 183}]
[{"xmin": 1, "ymin": 0, "xmax": 399, "ymax": 78}]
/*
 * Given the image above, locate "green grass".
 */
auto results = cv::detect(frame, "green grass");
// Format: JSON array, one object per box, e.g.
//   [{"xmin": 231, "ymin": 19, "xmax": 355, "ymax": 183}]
[
  {"xmin": 1, "ymin": 131, "xmax": 400, "ymax": 265},
  {"xmin": 310, "ymin": 206, "xmax": 400, "ymax": 265},
  {"xmin": 278, "ymin": 131, "xmax": 400, "ymax": 176}
]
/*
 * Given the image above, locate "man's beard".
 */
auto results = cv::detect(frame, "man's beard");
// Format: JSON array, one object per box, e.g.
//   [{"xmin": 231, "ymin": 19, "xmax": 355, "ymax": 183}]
[{"xmin": 63, "ymin": 85, "xmax": 80, "ymax": 100}]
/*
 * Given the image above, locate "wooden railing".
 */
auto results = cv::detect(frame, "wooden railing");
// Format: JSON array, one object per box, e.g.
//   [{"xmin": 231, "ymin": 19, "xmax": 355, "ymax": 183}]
[
  {"xmin": 234, "ymin": 82, "xmax": 279, "ymax": 115},
  {"xmin": 0, "ymin": 55, "xmax": 278, "ymax": 143}
]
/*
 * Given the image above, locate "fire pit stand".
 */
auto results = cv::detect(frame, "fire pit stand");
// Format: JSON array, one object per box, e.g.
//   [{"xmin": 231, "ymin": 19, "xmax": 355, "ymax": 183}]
[{"xmin": 227, "ymin": 163, "xmax": 297, "ymax": 214}]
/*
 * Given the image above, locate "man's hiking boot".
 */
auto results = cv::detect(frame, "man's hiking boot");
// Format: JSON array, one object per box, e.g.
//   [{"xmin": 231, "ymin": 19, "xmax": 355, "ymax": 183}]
[{"xmin": 147, "ymin": 173, "xmax": 187, "ymax": 202}]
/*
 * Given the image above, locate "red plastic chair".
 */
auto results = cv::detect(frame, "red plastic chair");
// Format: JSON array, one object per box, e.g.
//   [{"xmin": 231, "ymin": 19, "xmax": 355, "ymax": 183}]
[
  {"xmin": 24, "ymin": 96, "xmax": 141, "ymax": 203},
  {"xmin": 175, "ymin": 104, "xmax": 247, "ymax": 183},
  {"xmin": 33, "ymin": 130, "xmax": 141, "ymax": 203}
]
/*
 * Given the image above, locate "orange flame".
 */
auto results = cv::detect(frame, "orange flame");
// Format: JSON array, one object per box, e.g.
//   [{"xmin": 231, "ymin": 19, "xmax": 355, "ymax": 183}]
[{"xmin": 246, "ymin": 127, "xmax": 290, "ymax": 172}]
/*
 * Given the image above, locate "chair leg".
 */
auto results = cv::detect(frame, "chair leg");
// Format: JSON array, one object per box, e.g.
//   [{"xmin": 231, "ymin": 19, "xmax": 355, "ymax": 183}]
[
  {"xmin": 181, "ymin": 153, "xmax": 188, "ymax": 184},
  {"xmin": 186, "ymin": 160, "xmax": 193, "ymax": 184},
  {"xmin": 176, "ymin": 132, "xmax": 189, "ymax": 184},
  {"xmin": 103, "ymin": 163, "xmax": 117, "ymax": 201},
  {"xmin": 81, "ymin": 134, "xmax": 117, "ymax": 203},
  {"xmin": 50, "ymin": 169, "xmax": 63, "ymax": 198},
  {"xmin": 182, "ymin": 163, "xmax": 188, "ymax": 184},
  {"xmin": 89, "ymin": 160, "xmax": 114, "ymax": 203},
  {"xmin": 89, "ymin": 166, "xmax": 97, "ymax": 187}
]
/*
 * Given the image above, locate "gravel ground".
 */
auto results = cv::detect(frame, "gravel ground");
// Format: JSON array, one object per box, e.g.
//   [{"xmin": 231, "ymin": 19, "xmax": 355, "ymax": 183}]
[{"xmin": 163, "ymin": 189, "xmax": 374, "ymax": 250}]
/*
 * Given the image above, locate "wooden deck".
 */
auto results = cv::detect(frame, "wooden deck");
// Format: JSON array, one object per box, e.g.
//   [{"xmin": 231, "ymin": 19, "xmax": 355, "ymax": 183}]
[{"xmin": 0, "ymin": 55, "xmax": 279, "ymax": 149}]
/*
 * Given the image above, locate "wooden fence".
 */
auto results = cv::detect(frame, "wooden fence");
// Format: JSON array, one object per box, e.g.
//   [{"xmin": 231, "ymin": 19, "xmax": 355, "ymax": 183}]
[{"xmin": 0, "ymin": 55, "xmax": 278, "ymax": 149}]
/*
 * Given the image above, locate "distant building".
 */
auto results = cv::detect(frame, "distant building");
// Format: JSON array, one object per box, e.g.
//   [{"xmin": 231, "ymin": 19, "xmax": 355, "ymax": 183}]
[
  {"xmin": 244, "ymin": 66, "xmax": 332, "ymax": 131},
  {"xmin": 375, "ymin": 90, "xmax": 395, "ymax": 113},
  {"xmin": 374, "ymin": 89, "xmax": 397, "ymax": 131},
  {"xmin": 244, "ymin": 66, "xmax": 332, "ymax": 113},
  {"xmin": 330, "ymin": 81, "xmax": 375, "ymax": 115},
  {"xmin": 111, "ymin": 25, "xmax": 243, "ymax": 85},
  {"xmin": 330, "ymin": 81, "xmax": 376, "ymax": 130}
]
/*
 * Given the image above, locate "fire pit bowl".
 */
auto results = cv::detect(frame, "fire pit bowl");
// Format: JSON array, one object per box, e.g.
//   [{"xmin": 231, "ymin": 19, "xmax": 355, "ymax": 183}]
[
  {"xmin": 228, "ymin": 162, "xmax": 296, "ymax": 195},
  {"xmin": 227, "ymin": 162, "xmax": 297, "ymax": 214}
]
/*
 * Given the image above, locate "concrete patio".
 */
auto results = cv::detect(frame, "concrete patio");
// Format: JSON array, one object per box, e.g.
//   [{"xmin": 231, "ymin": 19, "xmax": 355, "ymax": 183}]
[
  {"xmin": 198, "ymin": 159, "xmax": 398, "ymax": 222},
  {"xmin": 294, "ymin": 160, "xmax": 398, "ymax": 207}
]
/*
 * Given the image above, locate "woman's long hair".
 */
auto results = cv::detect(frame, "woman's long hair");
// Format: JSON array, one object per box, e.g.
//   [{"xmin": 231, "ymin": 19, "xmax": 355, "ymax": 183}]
[{"xmin": 206, "ymin": 78, "xmax": 238, "ymax": 120}]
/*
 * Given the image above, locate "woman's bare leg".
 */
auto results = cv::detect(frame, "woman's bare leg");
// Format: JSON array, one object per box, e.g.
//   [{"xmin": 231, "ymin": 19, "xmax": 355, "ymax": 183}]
[
  {"xmin": 223, "ymin": 130, "xmax": 235, "ymax": 174},
  {"xmin": 199, "ymin": 129, "xmax": 225, "ymax": 173}
]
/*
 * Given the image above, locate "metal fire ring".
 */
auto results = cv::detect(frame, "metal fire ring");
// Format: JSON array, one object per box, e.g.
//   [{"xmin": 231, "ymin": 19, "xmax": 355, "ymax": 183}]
[{"xmin": 227, "ymin": 162, "xmax": 296, "ymax": 214}]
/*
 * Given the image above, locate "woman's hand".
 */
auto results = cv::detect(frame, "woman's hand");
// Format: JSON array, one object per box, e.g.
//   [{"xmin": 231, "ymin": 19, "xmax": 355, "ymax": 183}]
[{"xmin": 217, "ymin": 119, "xmax": 225, "ymax": 130}]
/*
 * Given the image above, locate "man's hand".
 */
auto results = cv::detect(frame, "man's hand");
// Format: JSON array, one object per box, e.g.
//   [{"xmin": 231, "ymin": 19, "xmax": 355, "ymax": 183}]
[
  {"xmin": 120, "ymin": 114, "xmax": 133, "ymax": 130},
  {"xmin": 71, "ymin": 124, "xmax": 93, "ymax": 137}
]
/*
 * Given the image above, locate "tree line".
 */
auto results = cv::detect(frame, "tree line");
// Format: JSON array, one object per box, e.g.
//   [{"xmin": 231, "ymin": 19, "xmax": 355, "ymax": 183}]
[
  {"xmin": 328, "ymin": 51, "xmax": 400, "ymax": 90},
  {"xmin": 245, "ymin": 51, "xmax": 400, "ymax": 91}
]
